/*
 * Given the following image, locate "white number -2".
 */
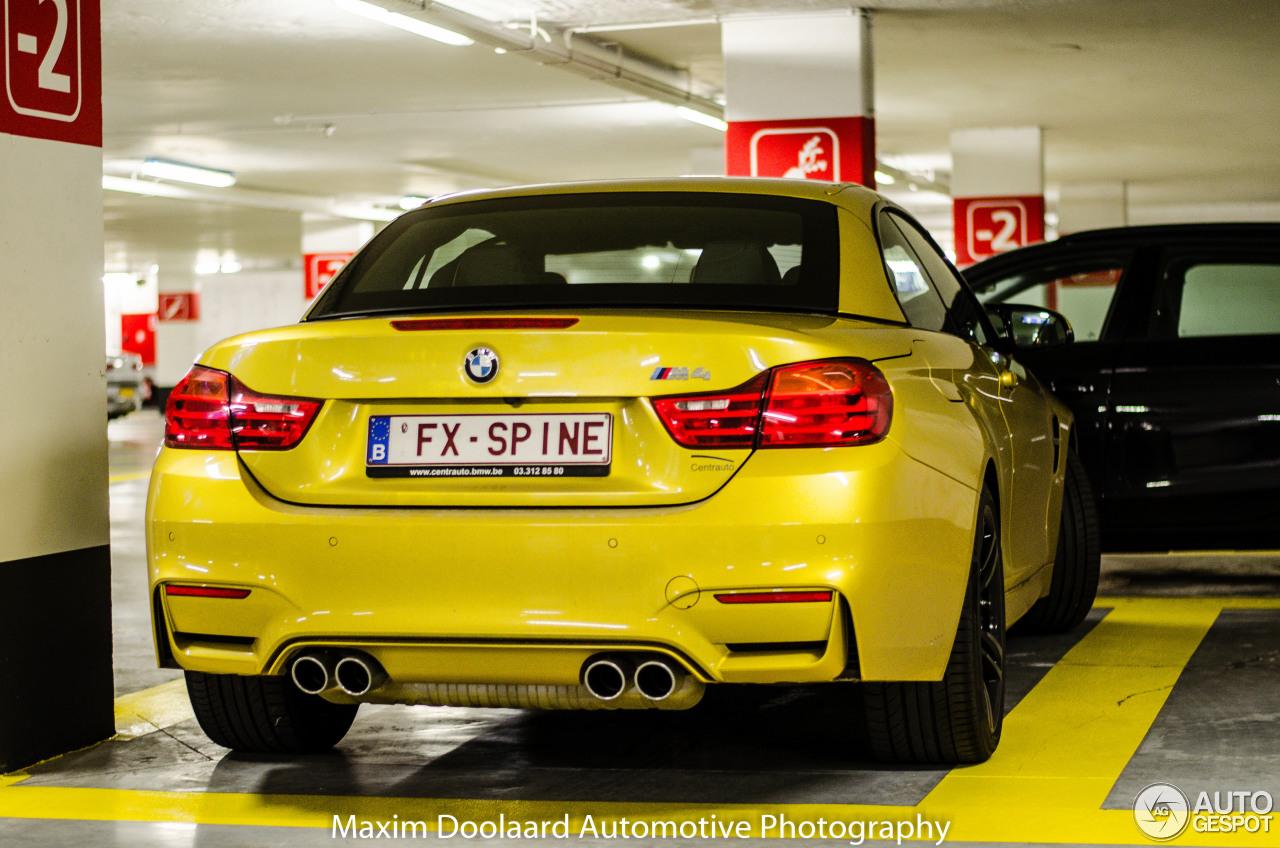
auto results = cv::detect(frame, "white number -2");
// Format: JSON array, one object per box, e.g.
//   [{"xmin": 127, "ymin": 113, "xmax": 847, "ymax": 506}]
[
  {"xmin": 35, "ymin": 0, "xmax": 73, "ymax": 93},
  {"xmin": 988, "ymin": 210, "xmax": 1020, "ymax": 252}
]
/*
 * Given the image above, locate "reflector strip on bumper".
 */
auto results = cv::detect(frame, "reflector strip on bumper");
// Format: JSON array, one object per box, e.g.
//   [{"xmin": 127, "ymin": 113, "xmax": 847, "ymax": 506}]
[
  {"xmin": 164, "ymin": 585, "xmax": 251, "ymax": 599},
  {"xmin": 713, "ymin": 590, "xmax": 833, "ymax": 604}
]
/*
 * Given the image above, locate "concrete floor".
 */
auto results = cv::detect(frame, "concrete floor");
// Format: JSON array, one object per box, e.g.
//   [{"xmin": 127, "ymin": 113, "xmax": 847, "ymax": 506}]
[{"xmin": 1, "ymin": 409, "xmax": 1277, "ymax": 846}]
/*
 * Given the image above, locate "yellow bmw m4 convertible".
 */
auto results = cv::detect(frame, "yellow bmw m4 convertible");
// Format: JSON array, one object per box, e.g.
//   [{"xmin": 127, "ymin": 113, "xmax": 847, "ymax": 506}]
[{"xmin": 148, "ymin": 178, "xmax": 1098, "ymax": 764}]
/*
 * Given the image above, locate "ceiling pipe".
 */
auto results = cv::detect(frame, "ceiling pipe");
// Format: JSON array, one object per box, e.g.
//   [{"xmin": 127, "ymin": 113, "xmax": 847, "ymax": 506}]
[{"xmin": 364, "ymin": 0, "xmax": 723, "ymax": 119}]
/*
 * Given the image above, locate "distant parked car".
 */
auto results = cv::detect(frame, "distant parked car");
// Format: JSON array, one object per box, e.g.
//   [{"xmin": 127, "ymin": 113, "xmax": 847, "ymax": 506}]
[
  {"xmin": 107, "ymin": 352, "xmax": 148, "ymax": 418},
  {"xmin": 965, "ymin": 223, "xmax": 1280, "ymax": 552}
]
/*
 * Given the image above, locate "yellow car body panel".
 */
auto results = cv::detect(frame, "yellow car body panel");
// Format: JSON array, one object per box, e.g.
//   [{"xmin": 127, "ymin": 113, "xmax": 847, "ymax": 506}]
[{"xmin": 147, "ymin": 177, "xmax": 1072, "ymax": 718}]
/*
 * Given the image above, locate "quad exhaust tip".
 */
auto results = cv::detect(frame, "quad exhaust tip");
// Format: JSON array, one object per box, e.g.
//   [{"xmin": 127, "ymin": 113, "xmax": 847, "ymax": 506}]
[
  {"xmin": 334, "ymin": 654, "xmax": 388, "ymax": 697},
  {"xmin": 290, "ymin": 652, "xmax": 388, "ymax": 697},
  {"xmin": 582, "ymin": 657, "xmax": 631, "ymax": 701},
  {"xmin": 582, "ymin": 655, "xmax": 683, "ymax": 702},
  {"xmin": 290, "ymin": 654, "xmax": 331, "ymax": 695},
  {"xmin": 635, "ymin": 659, "xmax": 678, "ymax": 701}
]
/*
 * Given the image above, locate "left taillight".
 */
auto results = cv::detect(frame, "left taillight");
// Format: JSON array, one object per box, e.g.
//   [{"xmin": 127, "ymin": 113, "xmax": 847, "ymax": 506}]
[
  {"xmin": 164, "ymin": 365, "xmax": 321, "ymax": 451},
  {"xmin": 653, "ymin": 358, "xmax": 892, "ymax": 450}
]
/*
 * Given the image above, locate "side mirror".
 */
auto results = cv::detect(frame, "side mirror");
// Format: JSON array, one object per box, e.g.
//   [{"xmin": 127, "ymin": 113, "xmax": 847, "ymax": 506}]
[{"xmin": 985, "ymin": 303, "xmax": 1075, "ymax": 349}]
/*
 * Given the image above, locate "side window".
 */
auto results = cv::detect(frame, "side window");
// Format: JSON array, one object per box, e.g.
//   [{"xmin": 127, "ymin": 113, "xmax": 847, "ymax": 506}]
[
  {"xmin": 891, "ymin": 212, "xmax": 988, "ymax": 346},
  {"xmin": 1152, "ymin": 258, "xmax": 1280, "ymax": 339},
  {"xmin": 878, "ymin": 214, "xmax": 947, "ymax": 332},
  {"xmin": 971, "ymin": 253, "xmax": 1131, "ymax": 342}
]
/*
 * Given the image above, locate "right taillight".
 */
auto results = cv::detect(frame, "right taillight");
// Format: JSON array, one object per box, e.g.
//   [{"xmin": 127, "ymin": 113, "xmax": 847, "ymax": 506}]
[
  {"xmin": 653, "ymin": 359, "xmax": 891, "ymax": 450},
  {"xmin": 759, "ymin": 360, "xmax": 892, "ymax": 447},
  {"xmin": 164, "ymin": 365, "xmax": 321, "ymax": 451}
]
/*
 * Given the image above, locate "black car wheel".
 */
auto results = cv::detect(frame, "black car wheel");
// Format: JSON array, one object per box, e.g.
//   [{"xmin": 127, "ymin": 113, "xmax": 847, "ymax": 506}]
[
  {"xmin": 861, "ymin": 486, "xmax": 1006, "ymax": 764},
  {"xmin": 186, "ymin": 670, "xmax": 358, "ymax": 753},
  {"xmin": 1015, "ymin": 450, "xmax": 1100, "ymax": 633}
]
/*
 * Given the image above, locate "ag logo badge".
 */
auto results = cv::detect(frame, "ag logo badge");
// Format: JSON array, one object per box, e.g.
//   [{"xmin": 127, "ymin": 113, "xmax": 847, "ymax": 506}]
[{"xmin": 463, "ymin": 347, "xmax": 499, "ymax": 384}]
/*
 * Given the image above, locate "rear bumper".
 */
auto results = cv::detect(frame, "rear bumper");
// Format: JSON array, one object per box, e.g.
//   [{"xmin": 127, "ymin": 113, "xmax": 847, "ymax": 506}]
[{"xmin": 147, "ymin": 439, "xmax": 977, "ymax": 693}]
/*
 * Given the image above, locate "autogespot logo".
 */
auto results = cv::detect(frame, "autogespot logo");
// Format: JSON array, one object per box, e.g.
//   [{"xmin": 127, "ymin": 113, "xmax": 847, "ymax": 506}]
[
  {"xmin": 463, "ymin": 347, "xmax": 499, "ymax": 384},
  {"xmin": 1135, "ymin": 783, "xmax": 1191, "ymax": 841}
]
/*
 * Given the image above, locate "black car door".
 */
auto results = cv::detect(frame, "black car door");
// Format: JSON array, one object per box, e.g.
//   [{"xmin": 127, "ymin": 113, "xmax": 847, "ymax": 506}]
[
  {"xmin": 1104, "ymin": 241, "xmax": 1280, "ymax": 549},
  {"xmin": 968, "ymin": 245, "xmax": 1141, "ymax": 507}
]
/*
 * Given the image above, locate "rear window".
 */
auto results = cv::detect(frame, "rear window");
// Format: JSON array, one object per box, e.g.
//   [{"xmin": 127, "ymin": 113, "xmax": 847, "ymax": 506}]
[{"xmin": 308, "ymin": 192, "xmax": 840, "ymax": 319}]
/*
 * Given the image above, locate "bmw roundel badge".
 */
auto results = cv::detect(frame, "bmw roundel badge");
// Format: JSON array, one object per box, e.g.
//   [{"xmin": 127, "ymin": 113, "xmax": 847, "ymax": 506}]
[{"xmin": 463, "ymin": 347, "xmax": 499, "ymax": 384}]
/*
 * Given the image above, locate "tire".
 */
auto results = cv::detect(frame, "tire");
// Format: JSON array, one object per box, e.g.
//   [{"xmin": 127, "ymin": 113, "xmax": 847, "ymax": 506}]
[
  {"xmin": 860, "ymin": 487, "xmax": 1006, "ymax": 764},
  {"xmin": 1015, "ymin": 450, "xmax": 1100, "ymax": 634},
  {"xmin": 185, "ymin": 670, "xmax": 358, "ymax": 753}
]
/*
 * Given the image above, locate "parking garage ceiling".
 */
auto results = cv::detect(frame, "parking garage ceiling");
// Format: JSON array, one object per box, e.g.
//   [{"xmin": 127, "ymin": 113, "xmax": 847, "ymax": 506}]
[{"xmin": 101, "ymin": 0, "xmax": 1280, "ymax": 272}]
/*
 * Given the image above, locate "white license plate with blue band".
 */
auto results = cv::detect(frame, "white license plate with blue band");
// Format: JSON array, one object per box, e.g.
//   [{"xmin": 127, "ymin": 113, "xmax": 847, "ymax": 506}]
[{"xmin": 367, "ymin": 413, "xmax": 613, "ymax": 478}]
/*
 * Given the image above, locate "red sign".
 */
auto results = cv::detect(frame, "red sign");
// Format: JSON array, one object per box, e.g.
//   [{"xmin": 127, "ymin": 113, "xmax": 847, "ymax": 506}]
[
  {"xmin": 2, "ymin": 0, "xmax": 101, "ymax": 147},
  {"xmin": 726, "ymin": 116, "xmax": 874, "ymax": 186},
  {"xmin": 158, "ymin": 292, "xmax": 199, "ymax": 322},
  {"xmin": 305, "ymin": 252, "xmax": 353, "ymax": 299},
  {"xmin": 952, "ymin": 195, "xmax": 1045, "ymax": 267},
  {"xmin": 121, "ymin": 312, "xmax": 156, "ymax": 366}
]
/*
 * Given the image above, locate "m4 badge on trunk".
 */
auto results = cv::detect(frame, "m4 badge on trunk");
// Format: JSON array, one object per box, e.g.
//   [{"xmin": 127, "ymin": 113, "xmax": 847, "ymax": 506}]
[{"xmin": 650, "ymin": 366, "xmax": 711, "ymax": 381}]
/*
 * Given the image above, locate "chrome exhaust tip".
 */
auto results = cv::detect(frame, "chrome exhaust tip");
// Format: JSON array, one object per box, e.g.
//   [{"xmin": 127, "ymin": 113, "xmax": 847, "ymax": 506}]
[
  {"xmin": 290, "ymin": 654, "xmax": 331, "ymax": 695},
  {"xmin": 582, "ymin": 657, "xmax": 631, "ymax": 701},
  {"xmin": 635, "ymin": 659, "xmax": 680, "ymax": 701},
  {"xmin": 334, "ymin": 654, "xmax": 388, "ymax": 697}
]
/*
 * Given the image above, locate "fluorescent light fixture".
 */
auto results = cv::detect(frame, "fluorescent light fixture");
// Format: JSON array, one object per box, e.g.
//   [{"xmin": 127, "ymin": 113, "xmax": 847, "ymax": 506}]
[
  {"xmin": 194, "ymin": 260, "xmax": 222, "ymax": 275},
  {"xmin": 873, "ymin": 170, "xmax": 895, "ymax": 185},
  {"xmin": 140, "ymin": 158, "xmax": 236, "ymax": 188},
  {"xmin": 220, "ymin": 260, "xmax": 243, "ymax": 274},
  {"xmin": 399, "ymin": 195, "xmax": 430, "ymax": 211},
  {"xmin": 334, "ymin": 0, "xmax": 474, "ymax": 46},
  {"xmin": 676, "ymin": 106, "xmax": 727, "ymax": 132}
]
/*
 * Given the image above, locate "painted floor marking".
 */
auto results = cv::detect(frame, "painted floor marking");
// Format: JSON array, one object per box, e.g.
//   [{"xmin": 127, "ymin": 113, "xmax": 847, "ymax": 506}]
[
  {"xmin": 114, "ymin": 679, "xmax": 192, "ymax": 740},
  {"xmin": 2, "ymin": 597, "xmax": 1278, "ymax": 845}
]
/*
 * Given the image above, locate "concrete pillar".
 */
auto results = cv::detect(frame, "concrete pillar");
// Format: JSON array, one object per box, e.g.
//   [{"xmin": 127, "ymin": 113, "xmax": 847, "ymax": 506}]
[
  {"xmin": 950, "ymin": 127, "xmax": 1044, "ymax": 267},
  {"xmin": 0, "ymin": 0, "xmax": 114, "ymax": 770},
  {"xmin": 722, "ymin": 11, "xmax": 875, "ymax": 186},
  {"xmin": 1058, "ymin": 182, "xmax": 1128, "ymax": 234}
]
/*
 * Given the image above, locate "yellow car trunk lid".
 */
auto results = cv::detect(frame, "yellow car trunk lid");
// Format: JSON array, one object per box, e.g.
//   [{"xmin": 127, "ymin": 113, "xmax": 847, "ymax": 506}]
[{"xmin": 200, "ymin": 311, "xmax": 910, "ymax": 507}]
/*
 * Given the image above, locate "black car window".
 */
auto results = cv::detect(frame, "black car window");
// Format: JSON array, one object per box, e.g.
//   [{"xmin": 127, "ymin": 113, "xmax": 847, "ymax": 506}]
[
  {"xmin": 1151, "ymin": 257, "xmax": 1280, "ymax": 339},
  {"xmin": 308, "ymin": 193, "xmax": 841, "ymax": 319},
  {"xmin": 877, "ymin": 213, "xmax": 947, "ymax": 332},
  {"xmin": 890, "ymin": 212, "xmax": 989, "ymax": 346},
  {"xmin": 971, "ymin": 252, "xmax": 1131, "ymax": 342}
]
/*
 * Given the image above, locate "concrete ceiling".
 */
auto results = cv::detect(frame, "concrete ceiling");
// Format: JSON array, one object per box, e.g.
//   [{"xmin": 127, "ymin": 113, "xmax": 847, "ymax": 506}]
[{"xmin": 101, "ymin": 0, "xmax": 1280, "ymax": 274}]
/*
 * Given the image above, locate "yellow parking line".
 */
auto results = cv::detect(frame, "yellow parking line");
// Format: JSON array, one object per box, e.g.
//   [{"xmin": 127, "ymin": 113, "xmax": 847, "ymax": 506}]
[
  {"xmin": 114, "ymin": 678, "xmax": 193, "ymax": 740},
  {"xmin": 0, "ymin": 597, "xmax": 1276, "ymax": 846},
  {"xmin": 109, "ymin": 471, "xmax": 150, "ymax": 483}
]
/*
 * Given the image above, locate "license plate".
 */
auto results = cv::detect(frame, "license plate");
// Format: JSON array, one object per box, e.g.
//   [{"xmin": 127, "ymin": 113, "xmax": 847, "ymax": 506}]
[{"xmin": 366, "ymin": 413, "xmax": 612, "ymax": 478}]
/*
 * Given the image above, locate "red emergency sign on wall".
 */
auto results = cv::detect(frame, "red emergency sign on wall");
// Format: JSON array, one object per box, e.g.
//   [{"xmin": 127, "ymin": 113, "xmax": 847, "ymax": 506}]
[
  {"xmin": 305, "ymin": 252, "xmax": 353, "ymax": 300},
  {"xmin": 121, "ymin": 312, "xmax": 156, "ymax": 366},
  {"xmin": 158, "ymin": 292, "xmax": 199, "ymax": 322},
  {"xmin": 1, "ymin": 0, "xmax": 101, "ymax": 147},
  {"xmin": 952, "ymin": 195, "xmax": 1045, "ymax": 267},
  {"xmin": 726, "ymin": 116, "xmax": 875, "ymax": 186}
]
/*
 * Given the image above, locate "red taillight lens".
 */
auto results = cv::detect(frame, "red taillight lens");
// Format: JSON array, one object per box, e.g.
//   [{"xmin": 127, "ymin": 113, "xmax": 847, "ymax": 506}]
[
  {"xmin": 760, "ymin": 360, "xmax": 892, "ymax": 447},
  {"xmin": 651, "ymin": 373, "xmax": 768, "ymax": 448},
  {"xmin": 653, "ymin": 359, "xmax": 891, "ymax": 450},
  {"xmin": 164, "ymin": 365, "xmax": 321, "ymax": 451},
  {"xmin": 164, "ymin": 365, "xmax": 233, "ymax": 449}
]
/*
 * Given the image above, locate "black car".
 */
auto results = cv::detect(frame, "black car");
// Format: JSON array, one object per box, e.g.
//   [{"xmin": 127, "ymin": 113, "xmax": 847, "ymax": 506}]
[{"xmin": 965, "ymin": 223, "xmax": 1280, "ymax": 552}]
